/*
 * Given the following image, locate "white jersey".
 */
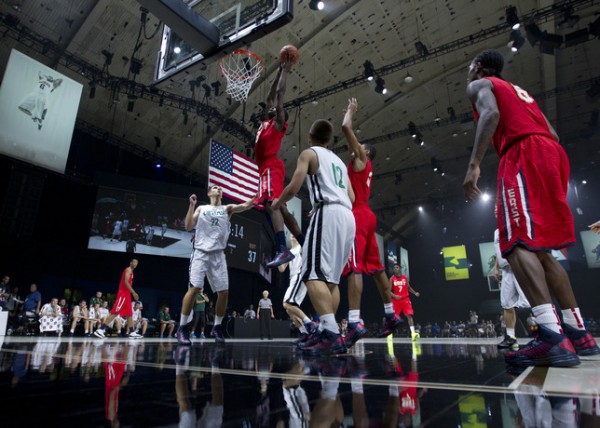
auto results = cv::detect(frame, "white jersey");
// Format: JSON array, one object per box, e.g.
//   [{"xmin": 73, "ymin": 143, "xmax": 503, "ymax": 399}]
[
  {"xmin": 193, "ymin": 205, "xmax": 230, "ymax": 252},
  {"xmin": 289, "ymin": 245, "xmax": 302, "ymax": 282},
  {"xmin": 494, "ymin": 229, "xmax": 509, "ymax": 268},
  {"xmin": 306, "ymin": 146, "xmax": 352, "ymax": 211}
]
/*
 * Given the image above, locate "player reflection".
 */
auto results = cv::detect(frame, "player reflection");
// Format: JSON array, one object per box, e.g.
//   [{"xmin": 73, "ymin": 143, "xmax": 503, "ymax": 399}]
[
  {"xmin": 175, "ymin": 346, "xmax": 224, "ymax": 428},
  {"xmin": 103, "ymin": 343, "xmax": 137, "ymax": 428}
]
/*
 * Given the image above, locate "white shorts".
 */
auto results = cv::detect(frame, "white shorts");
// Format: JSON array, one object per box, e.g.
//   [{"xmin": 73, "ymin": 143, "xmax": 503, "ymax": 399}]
[
  {"xmin": 500, "ymin": 266, "xmax": 530, "ymax": 309},
  {"xmin": 283, "ymin": 273, "xmax": 306, "ymax": 307},
  {"xmin": 302, "ymin": 204, "xmax": 355, "ymax": 284},
  {"xmin": 197, "ymin": 403, "xmax": 224, "ymax": 427},
  {"xmin": 189, "ymin": 249, "xmax": 228, "ymax": 293}
]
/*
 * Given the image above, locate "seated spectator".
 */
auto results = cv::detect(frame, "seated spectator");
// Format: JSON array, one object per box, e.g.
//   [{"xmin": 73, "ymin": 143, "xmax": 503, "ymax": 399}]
[
  {"xmin": 23, "ymin": 283, "xmax": 42, "ymax": 317},
  {"xmin": 89, "ymin": 291, "xmax": 104, "ymax": 307},
  {"xmin": 6, "ymin": 286, "xmax": 23, "ymax": 334},
  {"xmin": 39, "ymin": 297, "xmax": 63, "ymax": 335},
  {"xmin": 69, "ymin": 300, "xmax": 91, "ymax": 337},
  {"xmin": 158, "ymin": 306, "xmax": 176, "ymax": 338},
  {"xmin": 132, "ymin": 302, "xmax": 148, "ymax": 336},
  {"xmin": 99, "ymin": 301, "xmax": 124, "ymax": 336},
  {"xmin": 339, "ymin": 318, "xmax": 348, "ymax": 337},
  {"xmin": 0, "ymin": 275, "xmax": 10, "ymax": 311},
  {"xmin": 244, "ymin": 304, "xmax": 256, "ymax": 320},
  {"xmin": 89, "ymin": 302, "xmax": 102, "ymax": 332},
  {"xmin": 431, "ymin": 322, "xmax": 441, "ymax": 337},
  {"xmin": 58, "ymin": 298, "xmax": 69, "ymax": 320}
]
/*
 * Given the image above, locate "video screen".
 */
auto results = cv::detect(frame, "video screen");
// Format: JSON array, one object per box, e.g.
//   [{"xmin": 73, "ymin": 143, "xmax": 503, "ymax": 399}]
[
  {"xmin": 88, "ymin": 186, "xmax": 273, "ymax": 274},
  {"xmin": 0, "ymin": 49, "xmax": 82, "ymax": 173}
]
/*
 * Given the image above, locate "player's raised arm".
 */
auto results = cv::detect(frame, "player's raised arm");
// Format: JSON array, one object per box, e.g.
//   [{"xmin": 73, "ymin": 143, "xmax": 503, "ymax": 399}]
[
  {"xmin": 227, "ymin": 194, "xmax": 257, "ymax": 217},
  {"xmin": 185, "ymin": 194, "xmax": 200, "ymax": 231},
  {"xmin": 274, "ymin": 62, "xmax": 290, "ymax": 132},
  {"xmin": 272, "ymin": 149, "xmax": 315, "ymax": 210},
  {"xmin": 342, "ymin": 98, "xmax": 367, "ymax": 170}
]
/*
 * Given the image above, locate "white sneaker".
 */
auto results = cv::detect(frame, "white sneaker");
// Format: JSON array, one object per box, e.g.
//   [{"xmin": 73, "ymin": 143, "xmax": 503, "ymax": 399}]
[
  {"xmin": 94, "ymin": 329, "xmax": 106, "ymax": 338},
  {"xmin": 129, "ymin": 331, "xmax": 143, "ymax": 339}
]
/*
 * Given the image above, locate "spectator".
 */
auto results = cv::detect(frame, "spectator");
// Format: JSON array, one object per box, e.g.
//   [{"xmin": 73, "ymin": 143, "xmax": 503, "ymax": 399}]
[
  {"xmin": 89, "ymin": 291, "xmax": 104, "ymax": 307},
  {"xmin": 39, "ymin": 297, "xmax": 63, "ymax": 335},
  {"xmin": 89, "ymin": 302, "xmax": 102, "ymax": 333},
  {"xmin": 0, "ymin": 275, "xmax": 10, "ymax": 310},
  {"xmin": 23, "ymin": 283, "xmax": 42, "ymax": 316},
  {"xmin": 257, "ymin": 290, "xmax": 274, "ymax": 340},
  {"xmin": 58, "ymin": 298, "xmax": 69, "ymax": 320},
  {"xmin": 431, "ymin": 322, "xmax": 441, "ymax": 337},
  {"xmin": 69, "ymin": 299, "xmax": 91, "ymax": 337},
  {"xmin": 191, "ymin": 288, "xmax": 209, "ymax": 339},
  {"xmin": 126, "ymin": 239, "xmax": 136, "ymax": 253},
  {"xmin": 132, "ymin": 302, "xmax": 148, "ymax": 336},
  {"xmin": 158, "ymin": 306, "xmax": 176, "ymax": 338},
  {"xmin": 244, "ymin": 304, "xmax": 257, "ymax": 320}
]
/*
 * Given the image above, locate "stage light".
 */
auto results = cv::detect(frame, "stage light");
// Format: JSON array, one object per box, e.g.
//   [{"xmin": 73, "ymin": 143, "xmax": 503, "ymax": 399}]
[
  {"xmin": 309, "ymin": 0, "xmax": 324, "ymax": 11},
  {"xmin": 510, "ymin": 29, "xmax": 525, "ymax": 52},
  {"xmin": 363, "ymin": 60, "xmax": 375, "ymax": 81},
  {"xmin": 173, "ymin": 46, "xmax": 181, "ymax": 54},
  {"xmin": 404, "ymin": 72, "xmax": 413, "ymax": 83},
  {"xmin": 506, "ymin": 6, "xmax": 520, "ymax": 30},
  {"xmin": 408, "ymin": 122, "xmax": 418, "ymax": 138},
  {"xmin": 155, "ymin": 162, "xmax": 162, "ymax": 168},
  {"xmin": 375, "ymin": 78, "xmax": 387, "ymax": 94},
  {"xmin": 415, "ymin": 41, "xmax": 429, "ymax": 56},
  {"xmin": 525, "ymin": 22, "xmax": 543, "ymax": 46},
  {"xmin": 418, "ymin": 206, "xmax": 423, "ymax": 212}
]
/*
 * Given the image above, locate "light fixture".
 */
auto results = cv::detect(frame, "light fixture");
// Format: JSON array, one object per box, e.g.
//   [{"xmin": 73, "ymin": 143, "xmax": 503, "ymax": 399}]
[
  {"xmin": 386, "ymin": 155, "xmax": 391, "ymax": 161},
  {"xmin": 309, "ymin": 0, "xmax": 324, "ymax": 11},
  {"xmin": 408, "ymin": 122, "xmax": 418, "ymax": 138},
  {"xmin": 506, "ymin": 6, "xmax": 520, "ymax": 30},
  {"xmin": 173, "ymin": 46, "xmax": 181, "ymax": 54},
  {"xmin": 509, "ymin": 29, "xmax": 525, "ymax": 52},
  {"xmin": 415, "ymin": 41, "xmax": 429, "ymax": 56},
  {"xmin": 582, "ymin": 180, "xmax": 587, "ymax": 184},
  {"xmin": 481, "ymin": 193, "xmax": 491, "ymax": 202},
  {"xmin": 404, "ymin": 72, "xmax": 413, "ymax": 84},
  {"xmin": 525, "ymin": 22, "xmax": 543, "ymax": 46},
  {"xmin": 447, "ymin": 106, "xmax": 456, "ymax": 121},
  {"xmin": 557, "ymin": 7, "xmax": 580, "ymax": 30},
  {"xmin": 375, "ymin": 77, "xmax": 387, "ymax": 94},
  {"xmin": 418, "ymin": 206, "xmax": 423, "ymax": 212},
  {"xmin": 155, "ymin": 162, "xmax": 162, "ymax": 169},
  {"xmin": 363, "ymin": 60, "xmax": 375, "ymax": 81}
]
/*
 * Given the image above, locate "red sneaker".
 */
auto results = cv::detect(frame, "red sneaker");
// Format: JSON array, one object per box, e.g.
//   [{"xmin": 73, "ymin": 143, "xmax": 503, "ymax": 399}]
[
  {"xmin": 345, "ymin": 322, "xmax": 368, "ymax": 348},
  {"xmin": 504, "ymin": 325, "xmax": 580, "ymax": 367},
  {"xmin": 563, "ymin": 324, "xmax": 600, "ymax": 356}
]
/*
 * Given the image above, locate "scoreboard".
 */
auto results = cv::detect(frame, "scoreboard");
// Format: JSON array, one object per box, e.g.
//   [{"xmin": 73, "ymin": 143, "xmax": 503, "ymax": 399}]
[{"xmin": 226, "ymin": 214, "xmax": 272, "ymax": 274}]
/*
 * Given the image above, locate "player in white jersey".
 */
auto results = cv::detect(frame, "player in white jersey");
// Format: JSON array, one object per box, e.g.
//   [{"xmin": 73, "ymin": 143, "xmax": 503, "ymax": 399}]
[
  {"xmin": 176, "ymin": 185, "xmax": 256, "ymax": 345},
  {"xmin": 494, "ymin": 226, "xmax": 530, "ymax": 349},
  {"xmin": 280, "ymin": 235, "xmax": 316, "ymax": 343},
  {"xmin": 273, "ymin": 119, "xmax": 356, "ymax": 355}
]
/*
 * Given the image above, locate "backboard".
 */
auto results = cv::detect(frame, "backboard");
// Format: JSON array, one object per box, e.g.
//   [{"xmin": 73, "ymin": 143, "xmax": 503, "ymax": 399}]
[{"xmin": 146, "ymin": 0, "xmax": 293, "ymax": 84}]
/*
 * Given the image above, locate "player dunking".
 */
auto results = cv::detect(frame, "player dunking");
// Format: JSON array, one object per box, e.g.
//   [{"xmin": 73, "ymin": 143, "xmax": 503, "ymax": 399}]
[
  {"xmin": 341, "ymin": 98, "xmax": 402, "ymax": 347},
  {"xmin": 273, "ymin": 119, "xmax": 355, "ymax": 355},
  {"xmin": 94, "ymin": 259, "xmax": 142, "ymax": 339},
  {"xmin": 389, "ymin": 264, "xmax": 420, "ymax": 340},
  {"xmin": 255, "ymin": 61, "xmax": 304, "ymax": 268},
  {"xmin": 463, "ymin": 49, "xmax": 599, "ymax": 366},
  {"xmin": 176, "ymin": 185, "xmax": 256, "ymax": 345}
]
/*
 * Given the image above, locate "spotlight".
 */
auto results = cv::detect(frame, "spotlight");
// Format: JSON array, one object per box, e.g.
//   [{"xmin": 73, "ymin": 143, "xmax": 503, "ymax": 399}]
[
  {"xmin": 309, "ymin": 0, "xmax": 324, "ymax": 10},
  {"xmin": 415, "ymin": 41, "xmax": 429, "ymax": 56},
  {"xmin": 408, "ymin": 122, "xmax": 418, "ymax": 138},
  {"xmin": 404, "ymin": 72, "xmax": 413, "ymax": 83},
  {"xmin": 363, "ymin": 60, "xmax": 375, "ymax": 81},
  {"xmin": 173, "ymin": 46, "xmax": 181, "ymax": 54},
  {"xmin": 509, "ymin": 29, "xmax": 525, "ymax": 52},
  {"xmin": 418, "ymin": 206, "xmax": 423, "ymax": 212},
  {"xmin": 506, "ymin": 6, "xmax": 520, "ymax": 30},
  {"xmin": 481, "ymin": 193, "xmax": 491, "ymax": 202},
  {"xmin": 155, "ymin": 162, "xmax": 162, "ymax": 168},
  {"xmin": 375, "ymin": 77, "xmax": 387, "ymax": 94}
]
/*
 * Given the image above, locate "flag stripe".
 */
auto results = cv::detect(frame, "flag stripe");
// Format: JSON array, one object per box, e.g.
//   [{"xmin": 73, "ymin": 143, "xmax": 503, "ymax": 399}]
[{"xmin": 208, "ymin": 139, "xmax": 260, "ymax": 204}]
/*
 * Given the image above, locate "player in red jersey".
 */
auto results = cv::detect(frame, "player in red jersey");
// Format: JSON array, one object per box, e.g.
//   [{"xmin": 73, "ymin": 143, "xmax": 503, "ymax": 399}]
[
  {"xmin": 94, "ymin": 259, "xmax": 142, "ymax": 339},
  {"xmin": 341, "ymin": 98, "xmax": 402, "ymax": 347},
  {"xmin": 390, "ymin": 263, "xmax": 420, "ymax": 340},
  {"xmin": 255, "ymin": 61, "xmax": 304, "ymax": 268},
  {"xmin": 464, "ymin": 49, "xmax": 599, "ymax": 367}
]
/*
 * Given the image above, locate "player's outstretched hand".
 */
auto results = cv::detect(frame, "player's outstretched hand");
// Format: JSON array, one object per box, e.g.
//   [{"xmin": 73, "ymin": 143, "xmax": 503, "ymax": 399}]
[
  {"xmin": 463, "ymin": 165, "xmax": 481, "ymax": 201},
  {"xmin": 589, "ymin": 220, "xmax": 600, "ymax": 234},
  {"xmin": 189, "ymin": 194, "xmax": 197, "ymax": 205}
]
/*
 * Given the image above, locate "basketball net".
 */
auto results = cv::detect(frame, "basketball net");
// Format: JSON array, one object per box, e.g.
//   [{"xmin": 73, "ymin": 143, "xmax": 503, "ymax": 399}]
[{"xmin": 219, "ymin": 49, "xmax": 264, "ymax": 102}]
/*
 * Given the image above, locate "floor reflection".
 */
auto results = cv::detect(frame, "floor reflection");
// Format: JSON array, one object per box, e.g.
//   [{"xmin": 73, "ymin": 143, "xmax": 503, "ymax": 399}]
[{"xmin": 0, "ymin": 336, "xmax": 598, "ymax": 427}]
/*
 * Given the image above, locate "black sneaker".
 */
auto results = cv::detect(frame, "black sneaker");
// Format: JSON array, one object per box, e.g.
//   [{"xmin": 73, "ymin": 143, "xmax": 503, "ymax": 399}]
[
  {"xmin": 563, "ymin": 324, "xmax": 600, "ymax": 356},
  {"xmin": 345, "ymin": 322, "xmax": 368, "ymax": 348},
  {"xmin": 176, "ymin": 326, "xmax": 191, "ymax": 345},
  {"xmin": 377, "ymin": 314, "xmax": 403, "ymax": 338},
  {"xmin": 497, "ymin": 334, "xmax": 518, "ymax": 349},
  {"xmin": 504, "ymin": 325, "xmax": 580, "ymax": 367},
  {"xmin": 211, "ymin": 324, "xmax": 225, "ymax": 343}
]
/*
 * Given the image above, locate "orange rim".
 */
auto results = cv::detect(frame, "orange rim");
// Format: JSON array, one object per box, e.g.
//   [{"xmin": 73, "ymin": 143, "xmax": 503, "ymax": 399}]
[{"xmin": 219, "ymin": 49, "xmax": 264, "ymax": 79}]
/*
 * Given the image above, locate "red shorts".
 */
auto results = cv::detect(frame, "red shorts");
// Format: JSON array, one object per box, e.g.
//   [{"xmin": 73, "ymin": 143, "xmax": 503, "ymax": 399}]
[
  {"xmin": 497, "ymin": 135, "xmax": 575, "ymax": 256},
  {"xmin": 258, "ymin": 158, "xmax": 285, "ymax": 203},
  {"xmin": 343, "ymin": 205, "xmax": 384, "ymax": 275},
  {"xmin": 393, "ymin": 297, "xmax": 414, "ymax": 317},
  {"xmin": 110, "ymin": 290, "xmax": 133, "ymax": 317},
  {"xmin": 400, "ymin": 371, "xmax": 418, "ymax": 415}
]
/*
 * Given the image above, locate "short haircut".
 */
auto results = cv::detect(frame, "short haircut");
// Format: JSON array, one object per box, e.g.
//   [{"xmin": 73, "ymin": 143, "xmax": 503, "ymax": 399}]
[
  {"xmin": 309, "ymin": 119, "xmax": 333, "ymax": 144},
  {"xmin": 474, "ymin": 49, "xmax": 504, "ymax": 79},
  {"xmin": 363, "ymin": 143, "xmax": 376, "ymax": 160}
]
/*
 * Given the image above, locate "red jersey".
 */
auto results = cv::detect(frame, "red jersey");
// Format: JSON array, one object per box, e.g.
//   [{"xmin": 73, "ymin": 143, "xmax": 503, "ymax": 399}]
[
  {"xmin": 391, "ymin": 275, "xmax": 409, "ymax": 299},
  {"xmin": 118, "ymin": 267, "xmax": 133, "ymax": 292},
  {"xmin": 472, "ymin": 76, "xmax": 555, "ymax": 156},
  {"xmin": 347, "ymin": 159, "xmax": 373, "ymax": 207},
  {"xmin": 400, "ymin": 371, "xmax": 419, "ymax": 415},
  {"xmin": 254, "ymin": 118, "xmax": 287, "ymax": 170}
]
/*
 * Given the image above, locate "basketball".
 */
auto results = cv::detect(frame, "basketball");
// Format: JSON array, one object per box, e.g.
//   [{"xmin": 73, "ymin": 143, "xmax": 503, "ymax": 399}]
[{"xmin": 279, "ymin": 45, "xmax": 300, "ymax": 65}]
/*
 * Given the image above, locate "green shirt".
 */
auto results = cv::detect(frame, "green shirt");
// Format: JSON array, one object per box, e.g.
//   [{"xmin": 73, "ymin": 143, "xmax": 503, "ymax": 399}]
[
  {"xmin": 159, "ymin": 311, "xmax": 171, "ymax": 322},
  {"xmin": 194, "ymin": 293, "xmax": 208, "ymax": 312},
  {"xmin": 89, "ymin": 297, "xmax": 104, "ymax": 307}
]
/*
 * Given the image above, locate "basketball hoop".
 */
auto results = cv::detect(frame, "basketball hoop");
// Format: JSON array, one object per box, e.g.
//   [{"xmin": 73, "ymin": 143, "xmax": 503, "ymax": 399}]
[{"xmin": 219, "ymin": 49, "xmax": 264, "ymax": 102}]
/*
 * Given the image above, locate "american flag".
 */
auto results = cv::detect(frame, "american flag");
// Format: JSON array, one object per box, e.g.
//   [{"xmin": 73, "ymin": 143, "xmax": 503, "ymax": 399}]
[{"xmin": 208, "ymin": 139, "xmax": 259, "ymax": 203}]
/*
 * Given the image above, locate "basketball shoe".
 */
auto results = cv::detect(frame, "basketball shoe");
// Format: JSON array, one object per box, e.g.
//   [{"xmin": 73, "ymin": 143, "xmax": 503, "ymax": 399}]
[
  {"xmin": 266, "ymin": 247, "xmax": 295, "ymax": 268},
  {"xmin": 210, "ymin": 324, "xmax": 225, "ymax": 343},
  {"xmin": 411, "ymin": 332, "xmax": 420, "ymax": 341},
  {"xmin": 504, "ymin": 325, "xmax": 580, "ymax": 367},
  {"xmin": 497, "ymin": 334, "xmax": 518, "ymax": 349},
  {"xmin": 345, "ymin": 322, "xmax": 368, "ymax": 348},
  {"xmin": 562, "ymin": 324, "xmax": 600, "ymax": 356},
  {"xmin": 303, "ymin": 329, "xmax": 347, "ymax": 356},
  {"xmin": 176, "ymin": 326, "xmax": 191, "ymax": 345},
  {"xmin": 377, "ymin": 314, "xmax": 403, "ymax": 338}
]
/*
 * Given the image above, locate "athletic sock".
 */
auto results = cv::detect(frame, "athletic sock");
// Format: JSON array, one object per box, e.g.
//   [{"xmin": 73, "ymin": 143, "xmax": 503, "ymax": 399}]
[
  {"xmin": 275, "ymin": 231, "xmax": 286, "ymax": 250},
  {"xmin": 383, "ymin": 303, "xmax": 394, "ymax": 315},
  {"xmin": 214, "ymin": 315, "xmax": 223, "ymax": 326},
  {"xmin": 320, "ymin": 313, "xmax": 340, "ymax": 334},
  {"xmin": 179, "ymin": 313, "xmax": 191, "ymax": 326},
  {"xmin": 295, "ymin": 234, "xmax": 305, "ymax": 246},
  {"xmin": 561, "ymin": 308, "xmax": 585, "ymax": 330},
  {"xmin": 299, "ymin": 325, "xmax": 308, "ymax": 334},
  {"xmin": 532, "ymin": 304, "xmax": 562, "ymax": 334},
  {"xmin": 409, "ymin": 325, "xmax": 415, "ymax": 334},
  {"xmin": 302, "ymin": 316, "xmax": 311, "ymax": 324},
  {"xmin": 348, "ymin": 310, "xmax": 360, "ymax": 323},
  {"xmin": 506, "ymin": 327, "xmax": 516, "ymax": 338}
]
